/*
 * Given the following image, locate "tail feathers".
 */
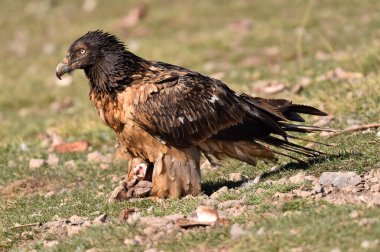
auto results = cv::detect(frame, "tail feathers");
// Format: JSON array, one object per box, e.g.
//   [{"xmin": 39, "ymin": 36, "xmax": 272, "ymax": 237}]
[
  {"xmin": 243, "ymin": 96, "xmax": 328, "ymax": 123},
  {"xmin": 199, "ymin": 140, "xmax": 276, "ymax": 166}
]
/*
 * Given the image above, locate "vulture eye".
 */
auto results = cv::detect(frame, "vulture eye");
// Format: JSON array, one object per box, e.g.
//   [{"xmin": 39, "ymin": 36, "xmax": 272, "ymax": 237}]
[{"xmin": 80, "ymin": 49, "xmax": 86, "ymax": 55}]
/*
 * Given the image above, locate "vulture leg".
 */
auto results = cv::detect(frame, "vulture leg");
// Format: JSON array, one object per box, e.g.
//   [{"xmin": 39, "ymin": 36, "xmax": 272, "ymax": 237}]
[{"xmin": 151, "ymin": 146, "xmax": 202, "ymax": 198}]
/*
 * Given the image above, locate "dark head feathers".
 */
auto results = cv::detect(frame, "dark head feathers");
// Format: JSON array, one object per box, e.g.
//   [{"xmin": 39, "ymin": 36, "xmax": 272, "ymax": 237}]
[{"xmin": 69, "ymin": 30, "xmax": 127, "ymax": 53}]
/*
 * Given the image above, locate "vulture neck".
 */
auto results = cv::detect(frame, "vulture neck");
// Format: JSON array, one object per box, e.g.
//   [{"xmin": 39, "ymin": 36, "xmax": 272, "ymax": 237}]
[{"xmin": 85, "ymin": 50, "xmax": 145, "ymax": 94}]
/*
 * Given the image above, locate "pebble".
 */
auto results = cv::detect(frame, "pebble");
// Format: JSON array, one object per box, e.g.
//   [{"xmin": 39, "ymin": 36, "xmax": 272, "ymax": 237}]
[
  {"xmin": 29, "ymin": 159, "xmax": 45, "ymax": 169},
  {"xmin": 46, "ymin": 153, "xmax": 59, "ymax": 166},
  {"xmin": 320, "ymin": 172, "xmax": 362, "ymax": 188},
  {"xmin": 93, "ymin": 213, "xmax": 107, "ymax": 223},
  {"xmin": 124, "ymin": 238, "xmax": 139, "ymax": 246}
]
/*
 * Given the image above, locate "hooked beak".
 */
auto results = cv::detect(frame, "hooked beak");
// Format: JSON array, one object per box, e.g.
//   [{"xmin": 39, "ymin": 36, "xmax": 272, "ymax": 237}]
[{"xmin": 55, "ymin": 57, "xmax": 71, "ymax": 80}]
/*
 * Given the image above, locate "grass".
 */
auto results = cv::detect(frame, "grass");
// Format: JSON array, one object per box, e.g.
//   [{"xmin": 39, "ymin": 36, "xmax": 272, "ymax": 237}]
[{"xmin": 1, "ymin": 0, "xmax": 380, "ymax": 251}]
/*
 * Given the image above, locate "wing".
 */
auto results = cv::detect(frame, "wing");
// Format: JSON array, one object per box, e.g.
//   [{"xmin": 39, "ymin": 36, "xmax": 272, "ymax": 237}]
[{"xmin": 132, "ymin": 72, "xmax": 246, "ymax": 146}]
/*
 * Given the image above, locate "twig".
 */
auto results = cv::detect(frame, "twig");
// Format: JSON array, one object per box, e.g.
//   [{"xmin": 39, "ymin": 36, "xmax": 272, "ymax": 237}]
[
  {"xmin": 327, "ymin": 123, "xmax": 380, "ymax": 138},
  {"xmin": 9, "ymin": 222, "xmax": 41, "ymax": 230}
]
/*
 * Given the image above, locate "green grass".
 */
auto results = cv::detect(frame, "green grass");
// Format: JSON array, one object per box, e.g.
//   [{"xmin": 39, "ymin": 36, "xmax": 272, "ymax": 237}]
[{"xmin": 1, "ymin": 0, "xmax": 380, "ymax": 251}]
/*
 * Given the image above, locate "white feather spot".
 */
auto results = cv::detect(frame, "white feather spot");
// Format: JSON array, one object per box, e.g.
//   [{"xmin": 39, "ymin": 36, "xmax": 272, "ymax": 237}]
[
  {"xmin": 209, "ymin": 95, "xmax": 220, "ymax": 103},
  {"xmin": 178, "ymin": 117, "xmax": 184, "ymax": 124},
  {"xmin": 186, "ymin": 114, "xmax": 194, "ymax": 122}
]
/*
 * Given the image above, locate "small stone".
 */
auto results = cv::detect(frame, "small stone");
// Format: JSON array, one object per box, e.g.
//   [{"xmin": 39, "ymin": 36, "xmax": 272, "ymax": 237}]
[
  {"xmin": 69, "ymin": 215, "xmax": 85, "ymax": 225},
  {"xmin": 47, "ymin": 153, "xmax": 59, "ymax": 166},
  {"xmin": 133, "ymin": 187, "xmax": 151, "ymax": 197},
  {"xmin": 144, "ymin": 248, "xmax": 158, "ymax": 252},
  {"xmin": 94, "ymin": 213, "xmax": 107, "ymax": 223},
  {"xmin": 349, "ymin": 210, "xmax": 360, "ymax": 218},
  {"xmin": 320, "ymin": 172, "xmax": 362, "ymax": 188},
  {"xmin": 43, "ymin": 240, "xmax": 59, "ymax": 247},
  {"xmin": 361, "ymin": 239, "xmax": 379, "ymax": 249},
  {"xmin": 230, "ymin": 223, "xmax": 248, "ymax": 239},
  {"xmin": 311, "ymin": 184, "xmax": 323, "ymax": 194},
  {"xmin": 210, "ymin": 186, "xmax": 228, "ymax": 199},
  {"xmin": 330, "ymin": 248, "xmax": 341, "ymax": 252},
  {"xmin": 124, "ymin": 238, "xmax": 139, "ymax": 246},
  {"xmin": 135, "ymin": 180, "xmax": 153, "ymax": 188},
  {"xmin": 143, "ymin": 226, "xmax": 157, "ymax": 236},
  {"xmin": 229, "ymin": 172, "xmax": 243, "ymax": 181},
  {"xmin": 29, "ymin": 159, "xmax": 45, "ymax": 169},
  {"xmin": 44, "ymin": 191, "xmax": 55, "ymax": 198},
  {"xmin": 195, "ymin": 206, "xmax": 219, "ymax": 224},
  {"xmin": 256, "ymin": 227, "xmax": 265, "ymax": 236}
]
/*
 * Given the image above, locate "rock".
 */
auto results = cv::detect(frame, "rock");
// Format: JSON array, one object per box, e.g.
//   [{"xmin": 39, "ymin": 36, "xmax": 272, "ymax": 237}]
[
  {"xmin": 229, "ymin": 173, "xmax": 243, "ymax": 181},
  {"xmin": 135, "ymin": 180, "xmax": 152, "ymax": 188},
  {"xmin": 256, "ymin": 227, "xmax": 265, "ymax": 236},
  {"xmin": 361, "ymin": 240, "xmax": 379, "ymax": 249},
  {"xmin": 54, "ymin": 141, "xmax": 90, "ymax": 153},
  {"xmin": 230, "ymin": 223, "xmax": 248, "ymax": 239},
  {"xmin": 126, "ymin": 177, "xmax": 138, "ymax": 188},
  {"xmin": 320, "ymin": 172, "xmax": 362, "ymax": 188},
  {"xmin": 210, "ymin": 186, "xmax": 228, "ymax": 199},
  {"xmin": 69, "ymin": 215, "xmax": 85, "ymax": 225},
  {"xmin": 67, "ymin": 225, "xmax": 82, "ymax": 237},
  {"xmin": 108, "ymin": 184, "xmax": 130, "ymax": 203},
  {"xmin": 195, "ymin": 206, "xmax": 219, "ymax": 223},
  {"xmin": 144, "ymin": 248, "xmax": 158, "ymax": 252},
  {"xmin": 143, "ymin": 226, "xmax": 157, "ymax": 236},
  {"xmin": 93, "ymin": 213, "xmax": 107, "ymax": 223},
  {"xmin": 44, "ymin": 191, "xmax": 55, "ymax": 198},
  {"xmin": 46, "ymin": 153, "xmax": 59, "ymax": 166},
  {"xmin": 124, "ymin": 238, "xmax": 139, "ymax": 246},
  {"xmin": 133, "ymin": 187, "xmax": 151, "ymax": 197},
  {"xmin": 29, "ymin": 159, "xmax": 45, "ymax": 169}
]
